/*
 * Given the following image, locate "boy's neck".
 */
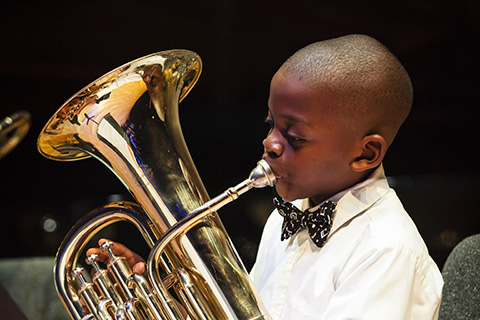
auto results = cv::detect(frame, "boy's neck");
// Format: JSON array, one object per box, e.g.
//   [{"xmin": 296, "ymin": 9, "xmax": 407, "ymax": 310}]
[{"xmin": 308, "ymin": 167, "xmax": 377, "ymax": 206}]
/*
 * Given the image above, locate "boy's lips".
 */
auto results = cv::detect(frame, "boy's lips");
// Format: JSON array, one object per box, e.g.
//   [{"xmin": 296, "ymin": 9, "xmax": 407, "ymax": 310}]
[{"xmin": 263, "ymin": 161, "xmax": 283, "ymax": 180}]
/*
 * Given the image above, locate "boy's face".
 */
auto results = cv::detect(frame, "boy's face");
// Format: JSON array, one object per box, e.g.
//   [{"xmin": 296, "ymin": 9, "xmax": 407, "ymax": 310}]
[{"xmin": 263, "ymin": 71, "xmax": 363, "ymax": 205}]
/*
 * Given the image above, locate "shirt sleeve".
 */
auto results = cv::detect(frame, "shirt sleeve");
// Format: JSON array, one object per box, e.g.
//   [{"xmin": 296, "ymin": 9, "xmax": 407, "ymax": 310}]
[{"xmin": 320, "ymin": 244, "xmax": 442, "ymax": 320}]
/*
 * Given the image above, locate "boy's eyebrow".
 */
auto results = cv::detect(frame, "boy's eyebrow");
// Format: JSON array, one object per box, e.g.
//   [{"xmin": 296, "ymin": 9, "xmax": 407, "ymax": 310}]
[
  {"xmin": 281, "ymin": 114, "xmax": 313, "ymax": 127},
  {"xmin": 266, "ymin": 109, "xmax": 312, "ymax": 127}
]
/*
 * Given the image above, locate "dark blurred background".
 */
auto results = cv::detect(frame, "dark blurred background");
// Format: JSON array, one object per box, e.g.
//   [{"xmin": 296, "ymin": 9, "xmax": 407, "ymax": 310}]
[{"xmin": 0, "ymin": 0, "xmax": 479, "ymax": 281}]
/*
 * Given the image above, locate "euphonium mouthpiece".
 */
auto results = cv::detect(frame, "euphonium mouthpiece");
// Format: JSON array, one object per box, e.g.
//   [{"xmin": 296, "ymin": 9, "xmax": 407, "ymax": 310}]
[{"xmin": 249, "ymin": 159, "xmax": 277, "ymax": 188}]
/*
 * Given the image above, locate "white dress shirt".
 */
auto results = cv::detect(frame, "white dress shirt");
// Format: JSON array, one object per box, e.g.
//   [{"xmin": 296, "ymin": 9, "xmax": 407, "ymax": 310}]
[{"xmin": 250, "ymin": 165, "xmax": 443, "ymax": 320}]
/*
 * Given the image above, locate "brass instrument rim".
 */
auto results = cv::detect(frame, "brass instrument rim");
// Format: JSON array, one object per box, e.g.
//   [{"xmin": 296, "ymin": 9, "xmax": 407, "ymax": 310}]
[{"xmin": 37, "ymin": 50, "xmax": 202, "ymax": 162}]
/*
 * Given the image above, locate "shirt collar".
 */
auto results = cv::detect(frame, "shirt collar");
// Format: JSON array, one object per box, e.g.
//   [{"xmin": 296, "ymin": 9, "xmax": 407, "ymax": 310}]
[{"xmin": 300, "ymin": 164, "xmax": 390, "ymax": 235}]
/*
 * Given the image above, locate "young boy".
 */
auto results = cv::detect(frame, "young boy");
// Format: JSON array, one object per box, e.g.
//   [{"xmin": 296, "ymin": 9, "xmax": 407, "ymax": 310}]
[
  {"xmin": 249, "ymin": 34, "xmax": 443, "ymax": 319},
  {"xmin": 90, "ymin": 34, "xmax": 443, "ymax": 319}
]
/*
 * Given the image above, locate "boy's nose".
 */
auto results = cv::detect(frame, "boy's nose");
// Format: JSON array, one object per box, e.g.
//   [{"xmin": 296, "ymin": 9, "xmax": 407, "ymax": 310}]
[{"xmin": 263, "ymin": 135, "xmax": 283, "ymax": 158}]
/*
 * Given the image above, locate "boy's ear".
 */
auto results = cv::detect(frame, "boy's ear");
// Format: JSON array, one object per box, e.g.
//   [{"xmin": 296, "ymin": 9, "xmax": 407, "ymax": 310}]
[{"xmin": 350, "ymin": 134, "xmax": 387, "ymax": 172}]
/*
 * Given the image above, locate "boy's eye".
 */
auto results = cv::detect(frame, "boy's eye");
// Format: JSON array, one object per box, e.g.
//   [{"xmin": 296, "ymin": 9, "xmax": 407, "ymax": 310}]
[
  {"xmin": 287, "ymin": 135, "xmax": 305, "ymax": 143},
  {"xmin": 286, "ymin": 132, "xmax": 307, "ymax": 147}
]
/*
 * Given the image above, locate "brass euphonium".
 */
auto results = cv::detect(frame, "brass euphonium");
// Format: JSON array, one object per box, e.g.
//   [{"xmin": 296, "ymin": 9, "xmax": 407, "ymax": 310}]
[{"xmin": 38, "ymin": 50, "xmax": 275, "ymax": 320}]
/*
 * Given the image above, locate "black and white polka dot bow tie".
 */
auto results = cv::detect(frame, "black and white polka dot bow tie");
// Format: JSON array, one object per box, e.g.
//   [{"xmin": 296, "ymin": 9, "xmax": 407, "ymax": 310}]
[{"xmin": 273, "ymin": 196, "xmax": 336, "ymax": 248}]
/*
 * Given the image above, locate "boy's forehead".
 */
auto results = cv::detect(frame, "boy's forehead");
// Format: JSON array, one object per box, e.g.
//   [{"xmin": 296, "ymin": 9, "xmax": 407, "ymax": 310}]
[
  {"xmin": 269, "ymin": 71, "xmax": 336, "ymax": 123},
  {"xmin": 270, "ymin": 71, "xmax": 331, "ymax": 102}
]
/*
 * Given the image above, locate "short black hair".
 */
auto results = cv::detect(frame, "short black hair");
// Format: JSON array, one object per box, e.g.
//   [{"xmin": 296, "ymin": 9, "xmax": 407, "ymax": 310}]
[{"xmin": 280, "ymin": 34, "xmax": 413, "ymax": 146}]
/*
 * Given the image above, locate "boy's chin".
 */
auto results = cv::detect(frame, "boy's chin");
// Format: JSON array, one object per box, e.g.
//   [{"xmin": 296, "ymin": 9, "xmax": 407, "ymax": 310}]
[{"xmin": 274, "ymin": 187, "xmax": 300, "ymax": 202}]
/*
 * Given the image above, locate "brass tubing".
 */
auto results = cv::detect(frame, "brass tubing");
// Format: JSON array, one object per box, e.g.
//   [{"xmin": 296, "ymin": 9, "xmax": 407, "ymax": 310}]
[
  {"xmin": 55, "ymin": 202, "xmax": 159, "ymax": 320},
  {"xmin": 147, "ymin": 160, "xmax": 275, "ymax": 320},
  {"xmin": 128, "ymin": 272, "xmax": 169, "ymax": 320}
]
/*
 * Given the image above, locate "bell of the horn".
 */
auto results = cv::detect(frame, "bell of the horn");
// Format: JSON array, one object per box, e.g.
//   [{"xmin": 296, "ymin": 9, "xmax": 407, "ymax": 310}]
[
  {"xmin": 38, "ymin": 51, "xmax": 207, "ymax": 232},
  {"xmin": 38, "ymin": 50, "xmax": 271, "ymax": 319}
]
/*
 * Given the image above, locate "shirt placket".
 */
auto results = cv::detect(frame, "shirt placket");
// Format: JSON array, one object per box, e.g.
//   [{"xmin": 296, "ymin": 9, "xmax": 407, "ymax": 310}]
[{"xmin": 270, "ymin": 234, "xmax": 310, "ymax": 319}]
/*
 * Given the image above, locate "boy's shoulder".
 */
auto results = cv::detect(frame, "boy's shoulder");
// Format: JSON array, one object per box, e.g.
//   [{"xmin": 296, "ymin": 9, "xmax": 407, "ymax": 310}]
[{"xmin": 335, "ymin": 187, "xmax": 429, "ymax": 257}]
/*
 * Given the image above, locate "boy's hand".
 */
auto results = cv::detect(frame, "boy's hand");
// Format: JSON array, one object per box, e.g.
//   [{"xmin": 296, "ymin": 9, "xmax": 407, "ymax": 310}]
[
  {"xmin": 87, "ymin": 239, "xmax": 188, "ymax": 318},
  {"xmin": 86, "ymin": 238, "xmax": 146, "ymax": 274}
]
